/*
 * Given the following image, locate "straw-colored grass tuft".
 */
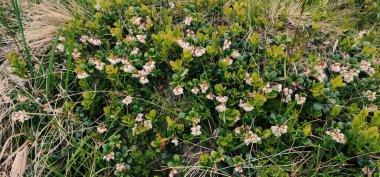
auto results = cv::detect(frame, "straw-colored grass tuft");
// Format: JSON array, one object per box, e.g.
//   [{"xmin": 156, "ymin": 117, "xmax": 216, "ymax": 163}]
[{"xmin": 19, "ymin": 0, "xmax": 72, "ymax": 54}]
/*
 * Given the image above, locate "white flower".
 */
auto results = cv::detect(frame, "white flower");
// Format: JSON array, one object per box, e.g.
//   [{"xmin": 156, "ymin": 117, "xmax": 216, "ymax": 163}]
[
  {"xmin": 245, "ymin": 74, "xmax": 252, "ymax": 85},
  {"xmin": 125, "ymin": 35, "xmax": 136, "ymax": 42},
  {"xmin": 295, "ymin": 94, "xmax": 306, "ymax": 105},
  {"xmin": 89, "ymin": 37, "xmax": 102, "ymax": 45},
  {"xmin": 191, "ymin": 125, "xmax": 201, "ymax": 136},
  {"xmin": 360, "ymin": 60, "xmax": 371, "ymax": 71},
  {"xmin": 271, "ymin": 124, "xmax": 287, "ymax": 137},
  {"xmin": 206, "ymin": 92, "xmax": 214, "ymax": 100},
  {"xmin": 144, "ymin": 120, "xmax": 153, "ymax": 129},
  {"xmin": 72, "ymin": 49, "xmax": 81, "ymax": 59},
  {"xmin": 325, "ymin": 129, "xmax": 345, "ymax": 144},
  {"xmin": 116, "ymin": 163, "xmax": 125, "ymax": 172},
  {"xmin": 362, "ymin": 166, "xmax": 372, "ymax": 175},
  {"xmin": 279, "ymin": 125, "xmax": 288, "ymax": 134},
  {"xmin": 222, "ymin": 39, "xmax": 231, "ymax": 50},
  {"xmin": 97, "ymin": 125, "xmax": 107, "ymax": 133},
  {"xmin": 239, "ymin": 100, "xmax": 254, "ymax": 112},
  {"xmin": 330, "ymin": 63, "xmax": 341, "ymax": 72},
  {"xmin": 244, "ymin": 131, "xmax": 261, "ymax": 145},
  {"xmin": 313, "ymin": 72, "xmax": 326, "ymax": 83},
  {"xmin": 215, "ymin": 103, "xmax": 227, "ymax": 112},
  {"xmin": 184, "ymin": 15, "xmax": 193, "ymax": 25},
  {"xmin": 366, "ymin": 67, "xmax": 375, "ymax": 76},
  {"xmin": 77, "ymin": 72, "xmax": 89, "ymax": 79},
  {"xmin": 107, "ymin": 56, "xmax": 121, "ymax": 65},
  {"xmin": 191, "ymin": 86, "xmax": 199, "ymax": 94},
  {"xmin": 364, "ymin": 90, "xmax": 376, "ymax": 101},
  {"xmin": 143, "ymin": 60, "xmax": 156, "ymax": 72},
  {"xmin": 169, "ymin": 168, "xmax": 179, "ymax": 177},
  {"xmin": 365, "ymin": 104, "xmax": 378, "ymax": 112},
  {"xmin": 136, "ymin": 113, "xmax": 144, "ymax": 122},
  {"xmin": 200, "ymin": 82, "xmax": 208, "ymax": 93},
  {"xmin": 234, "ymin": 166, "xmax": 243, "ymax": 173},
  {"xmin": 123, "ymin": 63, "xmax": 136, "ymax": 73},
  {"xmin": 215, "ymin": 95, "xmax": 228, "ymax": 103},
  {"xmin": 282, "ymin": 88, "xmax": 293, "ymax": 103},
  {"xmin": 177, "ymin": 39, "xmax": 193, "ymax": 51},
  {"xmin": 231, "ymin": 50, "xmax": 241, "ymax": 58},
  {"xmin": 315, "ymin": 61, "xmax": 327, "ymax": 70},
  {"xmin": 221, "ymin": 57, "xmax": 233, "ymax": 65},
  {"xmin": 132, "ymin": 16, "xmax": 142, "ymax": 25},
  {"xmin": 341, "ymin": 68, "xmax": 360, "ymax": 83},
  {"xmin": 94, "ymin": 4, "xmax": 102, "ymax": 11},
  {"xmin": 186, "ymin": 29, "xmax": 195, "ymax": 38},
  {"xmin": 11, "ymin": 110, "xmax": 30, "ymax": 123},
  {"xmin": 122, "ymin": 96, "xmax": 133, "ymax": 105},
  {"xmin": 17, "ymin": 94, "xmax": 28, "ymax": 102},
  {"xmin": 131, "ymin": 47, "xmax": 139, "ymax": 55},
  {"xmin": 58, "ymin": 36, "xmax": 65, "ymax": 41},
  {"xmin": 262, "ymin": 83, "xmax": 272, "ymax": 93},
  {"xmin": 169, "ymin": 2, "xmax": 175, "ymax": 8},
  {"xmin": 171, "ymin": 137, "xmax": 179, "ymax": 146},
  {"xmin": 136, "ymin": 35, "xmax": 146, "ymax": 43},
  {"xmin": 193, "ymin": 47, "xmax": 206, "ymax": 57},
  {"xmin": 303, "ymin": 68, "xmax": 311, "ymax": 77},
  {"xmin": 131, "ymin": 71, "xmax": 141, "ymax": 78},
  {"xmin": 234, "ymin": 126, "xmax": 241, "ymax": 134},
  {"xmin": 94, "ymin": 60, "xmax": 105, "ymax": 70},
  {"xmin": 272, "ymin": 84, "xmax": 282, "ymax": 92},
  {"xmin": 193, "ymin": 117, "xmax": 200, "ymax": 124},
  {"xmin": 173, "ymin": 86, "xmax": 184, "ymax": 95},
  {"xmin": 139, "ymin": 76, "xmax": 149, "ymax": 84},
  {"xmin": 80, "ymin": 35, "xmax": 89, "ymax": 43},
  {"xmin": 103, "ymin": 152, "xmax": 115, "ymax": 161},
  {"xmin": 56, "ymin": 44, "xmax": 64, "ymax": 53}
]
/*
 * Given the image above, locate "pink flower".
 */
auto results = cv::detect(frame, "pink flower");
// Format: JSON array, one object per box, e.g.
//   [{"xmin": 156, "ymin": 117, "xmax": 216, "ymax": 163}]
[
  {"xmin": 191, "ymin": 86, "xmax": 199, "ymax": 94},
  {"xmin": 97, "ymin": 125, "xmax": 107, "ymax": 133},
  {"xmin": 173, "ymin": 86, "xmax": 184, "ymax": 95},
  {"xmin": 215, "ymin": 103, "xmax": 227, "ymax": 112},
  {"xmin": 216, "ymin": 95, "xmax": 228, "ymax": 103},
  {"xmin": 184, "ymin": 15, "xmax": 193, "ymax": 25}
]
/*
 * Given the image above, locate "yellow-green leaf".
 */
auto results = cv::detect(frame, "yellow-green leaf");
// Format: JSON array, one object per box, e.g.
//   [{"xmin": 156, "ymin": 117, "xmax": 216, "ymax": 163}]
[{"xmin": 330, "ymin": 76, "xmax": 345, "ymax": 90}]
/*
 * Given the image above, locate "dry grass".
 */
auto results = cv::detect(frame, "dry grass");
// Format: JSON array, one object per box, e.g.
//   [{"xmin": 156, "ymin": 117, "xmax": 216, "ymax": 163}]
[
  {"xmin": 19, "ymin": 0, "xmax": 72, "ymax": 54},
  {"xmin": 0, "ymin": 1, "xmax": 73, "ymax": 176}
]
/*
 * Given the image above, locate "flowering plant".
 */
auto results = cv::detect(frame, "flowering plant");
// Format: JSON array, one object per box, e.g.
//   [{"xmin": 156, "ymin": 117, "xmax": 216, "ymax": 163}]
[{"xmin": 6, "ymin": 0, "xmax": 380, "ymax": 176}]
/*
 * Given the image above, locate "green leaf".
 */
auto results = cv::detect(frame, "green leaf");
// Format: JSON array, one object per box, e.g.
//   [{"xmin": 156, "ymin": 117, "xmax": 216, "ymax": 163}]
[
  {"xmin": 330, "ymin": 76, "xmax": 345, "ymax": 90},
  {"xmin": 310, "ymin": 82, "xmax": 325, "ymax": 97},
  {"xmin": 146, "ymin": 109, "xmax": 157, "ymax": 120},
  {"xmin": 249, "ymin": 32, "xmax": 260, "ymax": 46},
  {"xmin": 169, "ymin": 59, "xmax": 182, "ymax": 71},
  {"xmin": 351, "ymin": 109, "xmax": 368, "ymax": 132},
  {"xmin": 370, "ymin": 110, "xmax": 380, "ymax": 126},
  {"xmin": 214, "ymin": 84, "xmax": 224, "ymax": 93},
  {"xmin": 329, "ymin": 106, "xmax": 341, "ymax": 118},
  {"xmin": 303, "ymin": 125, "xmax": 312, "ymax": 137}
]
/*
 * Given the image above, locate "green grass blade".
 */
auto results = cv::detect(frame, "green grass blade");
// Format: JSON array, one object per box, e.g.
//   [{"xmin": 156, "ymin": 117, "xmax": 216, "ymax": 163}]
[
  {"xmin": 11, "ymin": 0, "xmax": 34, "ymax": 78},
  {"xmin": 64, "ymin": 17, "xmax": 77, "ymax": 99},
  {"xmin": 46, "ymin": 28, "xmax": 62, "ymax": 99}
]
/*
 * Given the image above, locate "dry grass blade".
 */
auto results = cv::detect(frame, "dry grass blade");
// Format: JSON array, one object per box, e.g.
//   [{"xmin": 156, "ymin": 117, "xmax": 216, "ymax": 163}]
[
  {"xmin": 10, "ymin": 143, "xmax": 28, "ymax": 177},
  {"xmin": 18, "ymin": 0, "xmax": 72, "ymax": 54}
]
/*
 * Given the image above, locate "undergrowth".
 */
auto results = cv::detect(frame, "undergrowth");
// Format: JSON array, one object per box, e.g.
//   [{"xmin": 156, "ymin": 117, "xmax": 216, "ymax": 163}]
[{"xmin": 1, "ymin": 0, "xmax": 379, "ymax": 176}]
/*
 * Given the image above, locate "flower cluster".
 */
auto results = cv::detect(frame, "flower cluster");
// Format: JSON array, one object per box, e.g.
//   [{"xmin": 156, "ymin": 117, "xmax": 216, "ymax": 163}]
[
  {"xmin": 11, "ymin": 110, "xmax": 30, "ymax": 123},
  {"xmin": 271, "ymin": 125, "xmax": 288, "ymax": 137},
  {"xmin": 325, "ymin": 129, "xmax": 345, "ymax": 144}
]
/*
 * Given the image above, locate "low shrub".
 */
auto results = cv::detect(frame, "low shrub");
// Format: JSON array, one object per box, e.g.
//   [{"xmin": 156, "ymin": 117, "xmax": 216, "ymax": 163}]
[{"xmin": 6, "ymin": 0, "xmax": 380, "ymax": 176}]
